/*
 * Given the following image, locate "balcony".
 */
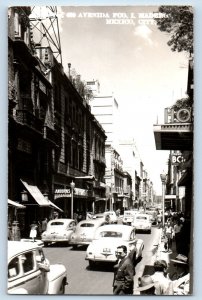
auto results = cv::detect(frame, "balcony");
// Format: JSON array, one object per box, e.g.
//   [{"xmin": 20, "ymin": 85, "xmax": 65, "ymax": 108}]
[
  {"xmin": 93, "ymin": 156, "xmax": 106, "ymax": 166},
  {"xmin": 15, "ymin": 109, "xmax": 43, "ymax": 134},
  {"xmin": 43, "ymin": 125, "xmax": 56, "ymax": 144}
]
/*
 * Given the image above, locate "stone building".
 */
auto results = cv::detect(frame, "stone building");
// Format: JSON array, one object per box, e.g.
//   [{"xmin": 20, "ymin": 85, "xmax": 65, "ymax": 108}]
[{"xmin": 8, "ymin": 7, "xmax": 106, "ymax": 237}]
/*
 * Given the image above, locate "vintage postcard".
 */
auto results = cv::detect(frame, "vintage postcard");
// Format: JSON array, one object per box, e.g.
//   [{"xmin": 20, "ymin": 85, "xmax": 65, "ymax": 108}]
[{"xmin": 7, "ymin": 4, "xmax": 193, "ymax": 295}]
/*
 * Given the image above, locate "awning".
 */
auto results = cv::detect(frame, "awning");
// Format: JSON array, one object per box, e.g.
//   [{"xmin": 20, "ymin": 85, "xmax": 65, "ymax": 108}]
[
  {"xmin": 21, "ymin": 179, "xmax": 50, "ymax": 207},
  {"xmin": 48, "ymin": 200, "xmax": 63, "ymax": 212},
  {"xmin": 8, "ymin": 199, "xmax": 26, "ymax": 209}
]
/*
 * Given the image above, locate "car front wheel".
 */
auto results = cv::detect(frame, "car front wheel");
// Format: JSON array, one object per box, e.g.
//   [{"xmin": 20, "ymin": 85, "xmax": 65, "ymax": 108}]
[{"xmin": 89, "ymin": 260, "xmax": 95, "ymax": 269}]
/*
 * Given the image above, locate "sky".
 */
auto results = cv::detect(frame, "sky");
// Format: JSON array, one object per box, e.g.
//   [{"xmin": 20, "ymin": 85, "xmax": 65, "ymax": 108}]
[{"xmin": 55, "ymin": 5, "xmax": 189, "ymax": 194}]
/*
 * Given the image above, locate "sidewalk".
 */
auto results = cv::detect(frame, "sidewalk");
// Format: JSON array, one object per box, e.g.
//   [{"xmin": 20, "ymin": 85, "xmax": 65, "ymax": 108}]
[{"xmin": 155, "ymin": 228, "xmax": 178, "ymax": 275}]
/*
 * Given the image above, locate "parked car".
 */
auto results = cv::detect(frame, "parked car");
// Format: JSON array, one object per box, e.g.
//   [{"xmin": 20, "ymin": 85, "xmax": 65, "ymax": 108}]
[
  {"xmin": 85, "ymin": 224, "xmax": 144, "ymax": 268},
  {"xmin": 122, "ymin": 210, "xmax": 139, "ymax": 225},
  {"xmin": 41, "ymin": 218, "xmax": 76, "ymax": 246},
  {"xmin": 69, "ymin": 219, "xmax": 106, "ymax": 249},
  {"xmin": 8, "ymin": 241, "xmax": 67, "ymax": 294},
  {"xmin": 132, "ymin": 213, "xmax": 152, "ymax": 233}
]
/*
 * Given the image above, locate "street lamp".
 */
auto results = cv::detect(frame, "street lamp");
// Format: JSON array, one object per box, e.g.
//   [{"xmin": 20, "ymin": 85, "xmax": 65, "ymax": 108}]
[
  {"xmin": 70, "ymin": 180, "xmax": 75, "ymax": 219},
  {"xmin": 21, "ymin": 190, "xmax": 28, "ymax": 202},
  {"xmin": 160, "ymin": 171, "xmax": 167, "ymax": 227}
]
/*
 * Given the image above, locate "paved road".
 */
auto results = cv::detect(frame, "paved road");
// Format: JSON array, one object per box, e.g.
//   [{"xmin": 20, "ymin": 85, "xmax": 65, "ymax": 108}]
[{"xmin": 43, "ymin": 226, "xmax": 160, "ymax": 295}]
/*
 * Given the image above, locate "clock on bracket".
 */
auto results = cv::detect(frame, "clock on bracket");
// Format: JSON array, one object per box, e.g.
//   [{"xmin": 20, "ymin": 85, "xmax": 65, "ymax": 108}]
[{"xmin": 176, "ymin": 108, "xmax": 191, "ymax": 122}]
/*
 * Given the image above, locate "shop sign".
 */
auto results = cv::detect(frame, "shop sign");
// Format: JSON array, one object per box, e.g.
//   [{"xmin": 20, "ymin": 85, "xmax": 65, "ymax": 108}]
[
  {"xmin": 171, "ymin": 155, "xmax": 185, "ymax": 165},
  {"xmin": 54, "ymin": 189, "xmax": 71, "ymax": 199}
]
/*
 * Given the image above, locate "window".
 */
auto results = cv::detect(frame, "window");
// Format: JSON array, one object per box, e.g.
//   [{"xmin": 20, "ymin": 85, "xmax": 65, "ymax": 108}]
[
  {"xmin": 51, "ymin": 221, "xmax": 64, "ymax": 226},
  {"xmin": 8, "ymin": 257, "xmax": 20, "ymax": 279},
  {"xmin": 80, "ymin": 223, "xmax": 94, "ymax": 228},
  {"xmin": 100, "ymin": 231, "xmax": 122, "ymax": 238},
  {"xmin": 21, "ymin": 252, "xmax": 34, "ymax": 273}
]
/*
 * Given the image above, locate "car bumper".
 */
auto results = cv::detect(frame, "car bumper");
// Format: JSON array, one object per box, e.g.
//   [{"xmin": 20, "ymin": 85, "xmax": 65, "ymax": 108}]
[
  {"xmin": 134, "ymin": 226, "xmax": 151, "ymax": 231},
  {"xmin": 85, "ymin": 253, "xmax": 117, "ymax": 263},
  {"xmin": 69, "ymin": 240, "xmax": 90, "ymax": 246}
]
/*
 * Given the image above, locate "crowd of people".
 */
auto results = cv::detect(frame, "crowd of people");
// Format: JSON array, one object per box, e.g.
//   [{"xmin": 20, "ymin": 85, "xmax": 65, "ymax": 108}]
[
  {"xmin": 112, "ymin": 211, "xmax": 190, "ymax": 295},
  {"xmin": 113, "ymin": 246, "xmax": 190, "ymax": 295}
]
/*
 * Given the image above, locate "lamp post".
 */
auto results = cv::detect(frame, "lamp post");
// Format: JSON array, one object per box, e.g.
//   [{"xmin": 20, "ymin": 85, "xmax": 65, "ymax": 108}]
[
  {"xmin": 70, "ymin": 180, "xmax": 75, "ymax": 219},
  {"xmin": 160, "ymin": 171, "xmax": 167, "ymax": 228}
]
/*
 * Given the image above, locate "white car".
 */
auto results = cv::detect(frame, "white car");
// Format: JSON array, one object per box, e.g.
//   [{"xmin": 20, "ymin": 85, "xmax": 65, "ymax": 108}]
[
  {"xmin": 8, "ymin": 241, "xmax": 67, "ymax": 294},
  {"xmin": 69, "ymin": 219, "xmax": 106, "ymax": 248},
  {"xmin": 122, "ymin": 210, "xmax": 139, "ymax": 225},
  {"xmin": 132, "ymin": 214, "xmax": 152, "ymax": 233},
  {"xmin": 41, "ymin": 218, "xmax": 76, "ymax": 246},
  {"xmin": 93, "ymin": 211, "xmax": 118, "ymax": 224},
  {"xmin": 85, "ymin": 224, "xmax": 144, "ymax": 268}
]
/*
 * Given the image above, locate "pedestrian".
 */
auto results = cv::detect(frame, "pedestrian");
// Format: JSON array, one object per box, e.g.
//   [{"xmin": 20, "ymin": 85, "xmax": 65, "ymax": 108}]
[
  {"xmin": 178, "ymin": 217, "xmax": 190, "ymax": 256},
  {"xmin": 173, "ymin": 219, "xmax": 183, "ymax": 254},
  {"xmin": 170, "ymin": 254, "xmax": 190, "ymax": 295},
  {"xmin": 29, "ymin": 221, "xmax": 38, "ymax": 242},
  {"xmin": 164, "ymin": 221, "xmax": 174, "ymax": 252},
  {"xmin": 41, "ymin": 218, "xmax": 48, "ymax": 233},
  {"xmin": 112, "ymin": 245, "xmax": 134, "ymax": 295},
  {"xmin": 170, "ymin": 254, "xmax": 189, "ymax": 279},
  {"xmin": 157, "ymin": 213, "xmax": 162, "ymax": 228},
  {"xmin": 151, "ymin": 259, "xmax": 174, "ymax": 295},
  {"xmin": 134, "ymin": 275, "xmax": 156, "ymax": 295}
]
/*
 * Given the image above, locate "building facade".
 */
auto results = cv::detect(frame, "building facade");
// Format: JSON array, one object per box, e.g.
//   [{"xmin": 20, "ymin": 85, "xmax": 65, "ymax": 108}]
[{"xmin": 8, "ymin": 7, "xmax": 106, "ymax": 237}]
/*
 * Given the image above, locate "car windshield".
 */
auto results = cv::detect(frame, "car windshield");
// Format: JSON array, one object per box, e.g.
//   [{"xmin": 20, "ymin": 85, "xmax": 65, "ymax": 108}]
[
  {"xmin": 80, "ymin": 223, "xmax": 94, "ymax": 227},
  {"xmin": 99, "ymin": 231, "xmax": 122, "ymax": 238},
  {"xmin": 50, "ymin": 221, "xmax": 64, "ymax": 226}
]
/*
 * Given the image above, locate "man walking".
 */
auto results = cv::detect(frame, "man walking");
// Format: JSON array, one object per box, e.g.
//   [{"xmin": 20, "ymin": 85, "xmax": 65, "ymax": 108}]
[{"xmin": 113, "ymin": 245, "xmax": 134, "ymax": 295}]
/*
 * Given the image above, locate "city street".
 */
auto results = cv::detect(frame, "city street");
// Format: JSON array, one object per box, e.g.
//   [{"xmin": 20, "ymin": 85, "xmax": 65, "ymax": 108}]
[{"xmin": 43, "ymin": 226, "xmax": 161, "ymax": 295}]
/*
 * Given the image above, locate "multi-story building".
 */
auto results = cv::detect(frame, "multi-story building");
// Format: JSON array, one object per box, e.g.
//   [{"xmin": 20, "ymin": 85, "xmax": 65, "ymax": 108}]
[
  {"xmin": 8, "ymin": 7, "xmax": 106, "ymax": 237},
  {"xmin": 153, "ymin": 53, "xmax": 193, "ymax": 291},
  {"xmin": 118, "ymin": 139, "xmax": 144, "ymax": 207}
]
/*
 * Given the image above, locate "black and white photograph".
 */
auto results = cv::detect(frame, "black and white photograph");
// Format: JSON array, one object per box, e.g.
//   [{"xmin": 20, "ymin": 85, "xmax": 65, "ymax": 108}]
[{"xmin": 6, "ymin": 3, "xmax": 194, "ymax": 296}]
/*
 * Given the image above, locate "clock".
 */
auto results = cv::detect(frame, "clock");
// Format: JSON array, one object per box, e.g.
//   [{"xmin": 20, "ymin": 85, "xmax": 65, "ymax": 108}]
[{"xmin": 176, "ymin": 108, "xmax": 191, "ymax": 122}]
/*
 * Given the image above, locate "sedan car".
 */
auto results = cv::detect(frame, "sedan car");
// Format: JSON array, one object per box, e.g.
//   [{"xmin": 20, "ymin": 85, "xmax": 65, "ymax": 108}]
[
  {"xmin": 85, "ymin": 224, "xmax": 144, "ymax": 268},
  {"xmin": 69, "ymin": 219, "xmax": 106, "ymax": 249},
  {"xmin": 8, "ymin": 241, "xmax": 67, "ymax": 294},
  {"xmin": 41, "ymin": 218, "xmax": 76, "ymax": 246},
  {"xmin": 132, "ymin": 214, "xmax": 152, "ymax": 233},
  {"xmin": 93, "ymin": 211, "xmax": 118, "ymax": 224},
  {"xmin": 122, "ymin": 210, "xmax": 139, "ymax": 225}
]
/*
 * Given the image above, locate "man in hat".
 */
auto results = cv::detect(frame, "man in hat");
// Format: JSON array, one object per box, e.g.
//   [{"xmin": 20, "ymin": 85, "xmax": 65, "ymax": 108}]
[
  {"xmin": 134, "ymin": 275, "xmax": 156, "ymax": 295},
  {"xmin": 112, "ymin": 245, "xmax": 134, "ymax": 295},
  {"xmin": 151, "ymin": 259, "xmax": 174, "ymax": 295},
  {"xmin": 170, "ymin": 254, "xmax": 190, "ymax": 295}
]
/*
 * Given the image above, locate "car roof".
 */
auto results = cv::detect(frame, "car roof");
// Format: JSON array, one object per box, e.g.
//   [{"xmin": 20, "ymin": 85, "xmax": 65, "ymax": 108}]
[
  {"xmin": 8, "ymin": 241, "xmax": 40, "ymax": 260},
  {"xmin": 77, "ymin": 219, "xmax": 105, "ymax": 225},
  {"xmin": 96, "ymin": 224, "xmax": 133, "ymax": 232}
]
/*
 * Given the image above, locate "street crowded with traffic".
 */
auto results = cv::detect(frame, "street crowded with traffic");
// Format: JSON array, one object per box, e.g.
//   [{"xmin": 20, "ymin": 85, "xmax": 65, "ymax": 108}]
[{"xmin": 8, "ymin": 207, "xmax": 191, "ymax": 295}]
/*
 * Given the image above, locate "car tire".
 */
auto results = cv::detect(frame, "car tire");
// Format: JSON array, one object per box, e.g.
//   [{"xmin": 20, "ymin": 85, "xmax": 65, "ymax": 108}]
[
  {"xmin": 89, "ymin": 260, "xmax": 95, "ymax": 269},
  {"xmin": 72, "ymin": 245, "xmax": 77, "ymax": 250},
  {"xmin": 59, "ymin": 279, "xmax": 66, "ymax": 294}
]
